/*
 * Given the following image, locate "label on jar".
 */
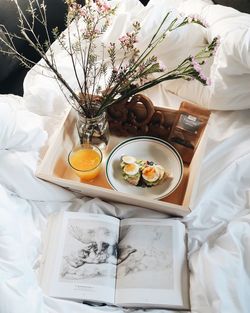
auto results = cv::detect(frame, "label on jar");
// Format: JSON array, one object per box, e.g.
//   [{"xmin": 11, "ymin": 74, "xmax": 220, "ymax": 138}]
[{"xmin": 176, "ymin": 113, "xmax": 200, "ymax": 134}]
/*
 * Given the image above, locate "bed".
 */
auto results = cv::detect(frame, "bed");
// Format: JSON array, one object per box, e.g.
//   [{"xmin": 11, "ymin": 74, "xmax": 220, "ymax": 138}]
[{"xmin": 0, "ymin": 0, "xmax": 250, "ymax": 313}]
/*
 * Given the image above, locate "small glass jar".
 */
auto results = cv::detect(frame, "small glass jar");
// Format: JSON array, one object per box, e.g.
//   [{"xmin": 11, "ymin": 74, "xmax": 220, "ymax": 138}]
[{"xmin": 76, "ymin": 110, "xmax": 110, "ymax": 150}]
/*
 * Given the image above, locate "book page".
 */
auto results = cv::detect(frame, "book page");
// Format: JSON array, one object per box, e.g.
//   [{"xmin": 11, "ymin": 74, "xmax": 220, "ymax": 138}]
[
  {"xmin": 40, "ymin": 212, "xmax": 120, "ymax": 304},
  {"xmin": 115, "ymin": 218, "xmax": 189, "ymax": 309}
]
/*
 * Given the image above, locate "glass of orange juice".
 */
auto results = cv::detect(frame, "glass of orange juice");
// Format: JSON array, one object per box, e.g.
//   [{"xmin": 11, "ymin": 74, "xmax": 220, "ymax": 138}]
[{"xmin": 68, "ymin": 143, "xmax": 103, "ymax": 181}]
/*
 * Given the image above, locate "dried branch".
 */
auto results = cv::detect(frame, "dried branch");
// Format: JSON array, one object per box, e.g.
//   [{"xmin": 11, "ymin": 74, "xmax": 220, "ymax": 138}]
[{"xmin": 0, "ymin": 0, "xmax": 219, "ymax": 118}]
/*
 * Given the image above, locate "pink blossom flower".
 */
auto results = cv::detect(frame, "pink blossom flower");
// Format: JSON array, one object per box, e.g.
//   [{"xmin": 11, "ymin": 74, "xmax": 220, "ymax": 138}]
[
  {"xmin": 79, "ymin": 8, "xmax": 87, "ymax": 17},
  {"xmin": 158, "ymin": 60, "xmax": 167, "ymax": 72},
  {"xmin": 213, "ymin": 36, "xmax": 221, "ymax": 53},
  {"xmin": 199, "ymin": 71, "xmax": 207, "ymax": 81},
  {"xmin": 191, "ymin": 57, "xmax": 201, "ymax": 72},
  {"xmin": 187, "ymin": 14, "xmax": 209, "ymax": 27},
  {"xmin": 102, "ymin": 2, "xmax": 111, "ymax": 12},
  {"xmin": 119, "ymin": 32, "xmax": 138, "ymax": 49},
  {"xmin": 119, "ymin": 35, "xmax": 128, "ymax": 44},
  {"xmin": 206, "ymin": 77, "xmax": 211, "ymax": 86},
  {"xmin": 193, "ymin": 62, "xmax": 201, "ymax": 72},
  {"xmin": 96, "ymin": 0, "xmax": 111, "ymax": 13},
  {"xmin": 69, "ymin": 2, "xmax": 81, "ymax": 12},
  {"xmin": 202, "ymin": 19, "xmax": 209, "ymax": 27},
  {"xmin": 191, "ymin": 57, "xmax": 209, "ymax": 84}
]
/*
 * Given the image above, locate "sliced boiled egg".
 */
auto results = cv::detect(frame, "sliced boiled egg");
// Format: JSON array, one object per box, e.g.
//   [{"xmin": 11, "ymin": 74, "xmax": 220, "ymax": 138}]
[
  {"xmin": 142, "ymin": 166, "xmax": 160, "ymax": 182},
  {"xmin": 154, "ymin": 164, "xmax": 165, "ymax": 180},
  {"xmin": 123, "ymin": 162, "xmax": 140, "ymax": 176},
  {"xmin": 121, "ymin": 155, "xmax": 137, "ymax": 164}
]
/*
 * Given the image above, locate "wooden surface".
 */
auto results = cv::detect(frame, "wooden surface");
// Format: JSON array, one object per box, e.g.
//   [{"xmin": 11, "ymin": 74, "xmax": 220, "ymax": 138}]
[
  {"xmin": 36, "ymin": 107, "xmax": 209, "ymax": 217},
  {"xmin": 108, "ymin": 94, "xmax": 176, "ymax": 142}
]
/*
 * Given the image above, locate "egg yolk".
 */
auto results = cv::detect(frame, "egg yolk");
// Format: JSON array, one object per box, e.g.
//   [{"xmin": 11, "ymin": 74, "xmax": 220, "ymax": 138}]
[
  {"xmin": 143, "ymin": 167, "xmax": 157, "ymax": 180},
  {"xmin": 124, "ymin": 163, "xmax": 137, "ymax": 173}
]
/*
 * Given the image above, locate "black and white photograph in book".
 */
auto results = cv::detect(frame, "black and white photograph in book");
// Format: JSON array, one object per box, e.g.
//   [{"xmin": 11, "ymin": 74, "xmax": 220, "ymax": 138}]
[
  {"xmin": 116, "ymin": 223, "xmax": 174, "ymax": 290},
  {"xmin": 59, "ymin": 218, "xmax": 118, "ymax": 285}
]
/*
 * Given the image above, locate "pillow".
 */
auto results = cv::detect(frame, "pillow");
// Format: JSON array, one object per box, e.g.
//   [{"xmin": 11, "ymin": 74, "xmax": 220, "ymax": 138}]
[
  {"xmin": 99, "ymin": 0, "xmax": 209, "ymax": 78},
  {"xmin": 162, "ymin": 0, "xmax": 250, "ymax": 110},
  {"xmin": 0, "ymin": 95, "xmax": 47, "ymax": 151},
  {"xmin": 135, "ymin": 5, "xmax": 208, "ymax": 71}
]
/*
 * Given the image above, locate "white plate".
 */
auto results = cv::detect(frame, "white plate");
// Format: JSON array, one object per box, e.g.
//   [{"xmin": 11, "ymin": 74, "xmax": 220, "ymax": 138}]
[{"xmin": 106, "ymin": 136, "xmax": 184, "ymax": 200}]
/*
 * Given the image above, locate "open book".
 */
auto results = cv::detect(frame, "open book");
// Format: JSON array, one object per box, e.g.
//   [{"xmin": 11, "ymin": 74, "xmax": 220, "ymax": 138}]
[{"xmin": 39, "ymin": 211, "xmax": 189, "ymax": 309}]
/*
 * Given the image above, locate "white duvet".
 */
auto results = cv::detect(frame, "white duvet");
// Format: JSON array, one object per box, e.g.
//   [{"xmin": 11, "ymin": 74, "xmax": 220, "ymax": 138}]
[{"xmin": 1, "ymin": 1, "xmax": 250, "ymax": 313}]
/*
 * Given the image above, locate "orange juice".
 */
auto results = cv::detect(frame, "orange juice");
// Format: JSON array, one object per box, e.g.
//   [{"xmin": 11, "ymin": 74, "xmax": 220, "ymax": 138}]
[{"xmin": 68, "ymin": 145, "xmax": 102, "ymax": 181}]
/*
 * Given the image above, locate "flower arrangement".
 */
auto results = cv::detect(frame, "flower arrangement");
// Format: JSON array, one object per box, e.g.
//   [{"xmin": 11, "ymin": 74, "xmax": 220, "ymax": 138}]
[{"xmin": 0, "ymin": 0, "xmax": 219, "ymax": 118}]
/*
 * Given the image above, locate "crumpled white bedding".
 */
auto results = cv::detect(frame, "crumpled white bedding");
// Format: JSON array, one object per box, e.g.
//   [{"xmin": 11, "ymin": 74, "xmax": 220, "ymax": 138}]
[{"xmin": 1, "ymin": 1, "xmax": 250, "ymax": 313}]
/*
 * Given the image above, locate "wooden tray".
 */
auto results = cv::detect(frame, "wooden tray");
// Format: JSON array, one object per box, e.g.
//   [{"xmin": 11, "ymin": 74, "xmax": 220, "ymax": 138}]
[{"xmin": 36, "ymin": 106, "xmax": 208, "ymax": 217}]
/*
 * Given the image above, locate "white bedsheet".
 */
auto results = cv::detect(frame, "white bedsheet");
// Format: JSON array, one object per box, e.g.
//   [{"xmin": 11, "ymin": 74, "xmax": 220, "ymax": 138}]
[{"xmin": 1, "ymin": 1, "xmax": 250, "ymax": 313}]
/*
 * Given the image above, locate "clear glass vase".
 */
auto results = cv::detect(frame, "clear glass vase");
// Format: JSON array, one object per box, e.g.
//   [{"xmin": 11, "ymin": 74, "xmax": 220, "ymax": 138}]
[{"xmin": 76, "ymin": 110, "xmax": 110, "ymax": 150}]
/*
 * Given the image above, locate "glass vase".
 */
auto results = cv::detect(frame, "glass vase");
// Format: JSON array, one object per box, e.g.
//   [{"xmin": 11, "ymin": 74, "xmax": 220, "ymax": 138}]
[{"xmin": 76, "ymin": 110, "xmax": 110, "ymax": 150}]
